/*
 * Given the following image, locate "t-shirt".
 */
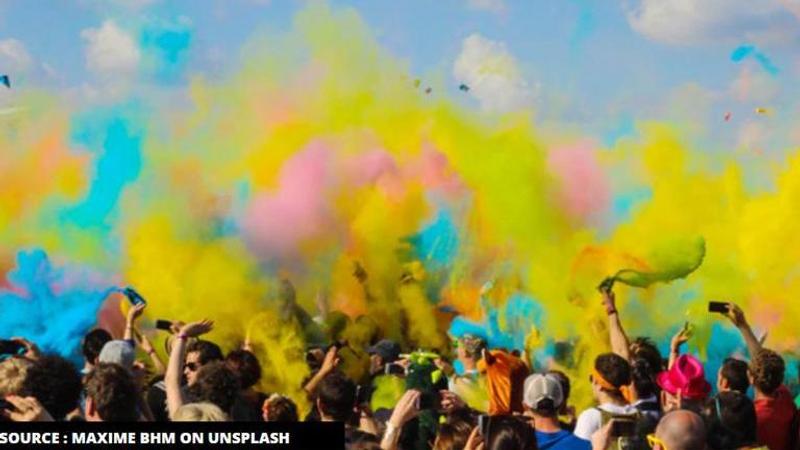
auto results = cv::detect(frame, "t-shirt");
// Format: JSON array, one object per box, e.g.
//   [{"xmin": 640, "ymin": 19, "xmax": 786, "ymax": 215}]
[
  {"xmin": 754, "ymin": 385, "xmax": 798, "ymax": 450},
  {"xmin": 536, "ymin": 429, "xmax": 591, "ymax": 450},
  {"xmin": 477, "ymin": 351, "xmax": 530, "ymax": 415},
  {"xmin": 573, "ymin": 403, "xmax": 638, "ymax": 441}
]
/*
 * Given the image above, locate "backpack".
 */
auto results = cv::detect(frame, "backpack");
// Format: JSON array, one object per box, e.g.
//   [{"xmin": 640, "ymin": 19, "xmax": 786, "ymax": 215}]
[{"xmin": 597, "ymin": 408, "xmax": 658, "ymax": 450}]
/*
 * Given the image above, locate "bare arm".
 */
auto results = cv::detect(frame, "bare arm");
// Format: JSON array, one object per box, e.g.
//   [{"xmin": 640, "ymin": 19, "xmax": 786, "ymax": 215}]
[
  {"xmin": 303, "ymin": 346, "xmax": 340, "ymax": 396},
  {"xmin": 135, "ymin": 329, "xmax": 166, "ymax": 375},
  {"xmin": 725, "ymin": 303, "xmax": 761, "ymax": 358},
  {"xmin": 601, "ymin": 287, "xmax": 631, "ymax": 361},
  {"xmin": 668, "ymin": 324, "xmax": 691, "ymax": 369},
  {"xmin": 166, "ymin": 320, "xmax": 213, "ymax": 419},
  {"xmin": 124, "ymin": 303, "xmax": 146, "ymax": 342}
]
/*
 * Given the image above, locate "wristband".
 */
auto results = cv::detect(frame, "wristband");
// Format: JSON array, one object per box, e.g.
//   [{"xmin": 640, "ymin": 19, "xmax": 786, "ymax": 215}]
[
  {"xmin": 606, "ymin": 309, "xmax": 617, "ymax": 316},
  {"xmin": 178, "ymin": 334, "xmax": 189, "ymax": 341}
]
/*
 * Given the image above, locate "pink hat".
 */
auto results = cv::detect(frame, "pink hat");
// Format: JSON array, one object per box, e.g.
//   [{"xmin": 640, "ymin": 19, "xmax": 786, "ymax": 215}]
[{"xmin": 657, "ymin": 354, "xmax": 711, "ymax": 400}]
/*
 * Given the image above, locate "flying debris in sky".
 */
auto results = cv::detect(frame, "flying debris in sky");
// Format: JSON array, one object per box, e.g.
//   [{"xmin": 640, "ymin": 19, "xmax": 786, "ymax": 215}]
[
  {"xmin": 0, "ymin": 75, "xmax": 9, "ymax": 89},
  {"xmin": 425, "ymin": 87, "xmax": 432, "ymax": 94},
  {"xmin": 724, "ymin": 112, "xmax": 731, "ymax": 121},
  {"xmin": 413, "ymin": 79, "xmax": 421, "ymax": 88},
  {"xmin": 459, "ymin": 83, "xmax": 470, "ymax": 92},
  {"xmin": 755, "ymin": 107, "xmax": 770, "ymax": 115}
]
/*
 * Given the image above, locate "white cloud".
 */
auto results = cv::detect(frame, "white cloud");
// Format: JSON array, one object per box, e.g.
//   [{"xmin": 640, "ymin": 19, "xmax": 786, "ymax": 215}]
[
  {"xmin": 0, "ymin": 39, "xmax": 33, "ymax": 73},
  {"xmin": 625, "ymin": 0, "xmax": 800, "ymax": 45},
  {"xmin": 81, "ymin": 20, "xmax": 141, "ymax": 77},
  {"xmin": 453, "ymin": 34, "xmax": 537, "ymax": 113},
  {"xmin": 467, "ymin": 0, "xmax": 506, "ymax": 15}
]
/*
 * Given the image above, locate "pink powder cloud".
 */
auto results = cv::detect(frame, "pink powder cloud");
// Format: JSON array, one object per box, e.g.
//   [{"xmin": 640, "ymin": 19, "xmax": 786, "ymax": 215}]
[{"xmin": 547, "ymin": 141, "xmax": 609, "ymax": 223}]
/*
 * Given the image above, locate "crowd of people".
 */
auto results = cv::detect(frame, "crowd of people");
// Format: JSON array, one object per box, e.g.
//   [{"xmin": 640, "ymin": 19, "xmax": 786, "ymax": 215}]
[{"xmin": 0, "ymin": 281, "xmax": 798, "ymax": 450}]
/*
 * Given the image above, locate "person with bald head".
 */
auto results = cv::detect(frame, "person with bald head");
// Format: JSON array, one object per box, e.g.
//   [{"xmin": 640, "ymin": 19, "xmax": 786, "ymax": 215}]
[{"xmin": 648, "ymin": 410, "xmax": 707, "ymax": 450}]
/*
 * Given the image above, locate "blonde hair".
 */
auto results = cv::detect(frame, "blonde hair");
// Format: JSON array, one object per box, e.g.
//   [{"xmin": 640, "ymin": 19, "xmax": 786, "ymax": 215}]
[
  {"xmin": 0, "ymin": 357, "xmax": 32, "ymax": 396},
  {"xmin": 172, "ymin": 402, "xmax": 228, "ymax": 422}
]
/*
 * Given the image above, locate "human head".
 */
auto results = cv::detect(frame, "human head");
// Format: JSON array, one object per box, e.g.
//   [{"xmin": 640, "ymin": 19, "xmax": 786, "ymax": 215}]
[
  {"xmin": 261, "ymin": 394, "xmax": 298, "ymax": 422},
  {"xmin": 630, "ymin": 337, "xmax": 664, "ymax": 374},
  {"xmin": 523, "ymin": 374, "xmax": 563, "ymax": 418},
  {"xmin": 433, "ymin": 418, "xmax": 474, "ymax": 450},
  {"xmin": 485, "ymin": 415, "xmax": 538, "ymax": 450},
  {"xmin": 546, "ymin": 370, "xmax": 571, "ymax": 415},
  {"xmin": 749, "ymin": 348, "xmax": 784, "ymax": 395},
  {"xmin": 172, "ymin": 402, "xmax": 228, "ymax": 421},
  {"xmin": 366, "ymin": 339, "xmax": 400, "ymax": 375},
  {"xmin": 0, "ymin": 357, "xmax": 32, "ymax": 397},
  {"xmin": 591, "ymin": 353, "xmax": 631, "ymax": 402},
  {"xmin": 19, "ymin": 354, "xmax": 82, "ymax": 420},
  {"xmin": 316, "ymin": 371, "xmax": 356, "ymax": 422},
  {"xmin": 84, "ymin": 363, "xmax": 138, "ymax": 422},
  {"xmin": 717, "ymin": 358, "xmax": 749, "ymax": 394},
  {"xmin": 185, "ymin": 340, "xmax": 223, "ymax": 386},
  {"xmin": 651, "ymin": 410, "xmax": 707, "ymax": 450},
  {"xmin": 657, "ymin": 354, "xmax": 711, "ymax": 412},
  {"xmin": 82, "ymin": 329, "xmax": 112, "ymax": 366},
  {"xmin": 631, "ymin": 357, "xmax": 659, "ymax": 399},
  {"xmin": 98, "ymin": 340, "xmax": 135, "ymax": 371},
  {"xmin": 187, "ymin": 361, "xmax": 240, "ymax": 414},
  {"xmin": 225, "ymin": 349, "xmax": 262, "ymax": 390},
  {"xmin": 703, "ymin": 391, "xmax": 757, "ymax": 450},
  {"xmin": 456, "ymin": 334, "xmax": 486, "ymax": 363}
]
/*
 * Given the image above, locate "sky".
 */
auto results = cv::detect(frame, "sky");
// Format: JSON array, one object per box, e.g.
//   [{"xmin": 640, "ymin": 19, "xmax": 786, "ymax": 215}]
[{"xmin": 1, "ymin": 0, "xmax": 799, "ymax": 155}]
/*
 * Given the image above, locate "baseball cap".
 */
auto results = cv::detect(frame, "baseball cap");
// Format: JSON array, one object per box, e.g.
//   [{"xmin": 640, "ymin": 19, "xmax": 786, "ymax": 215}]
[
  {"xmin": 98, "ymin": 340, "xmax": 135, "ymax": 370},
  {"xmin": 523, "ymin": 373, "xmax": 564, "ymax": 412},
  {"xmin": 366, "ymin": 339, "xmax": 401, "ymax": 363}
]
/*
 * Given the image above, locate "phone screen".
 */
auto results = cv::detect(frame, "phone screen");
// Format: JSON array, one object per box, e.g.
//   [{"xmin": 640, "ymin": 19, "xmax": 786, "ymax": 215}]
[
  {"xmin": 708, "ymin": 301, "xmax": 728, "ymax": 313},
  {"xmin": 478, "ymin": 414, "xmax": 490, "ymax": 438},
  {"xmin": 155, "ymin": 320, "xmax": 172, "ymax": 331}
]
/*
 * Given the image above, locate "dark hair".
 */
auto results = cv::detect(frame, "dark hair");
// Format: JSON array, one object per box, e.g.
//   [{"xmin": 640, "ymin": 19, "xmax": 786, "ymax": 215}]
[
  {"xmin": 630, "ymin": 337, "xmax": 663, "ymax": 374},
  {"xmin": 84, "ymin": 363, "xmax": 139, "ymax": 421},
  {"xmin": 434, "ymin": 419, "xmax": 474, "ymax": 450},
  {"xmin": 19, "ymin": 355, "xmax": 82, "ymax": 420},
  {"xmin": 187, "ymin": 361, "xmax": 241, "ymax": 413},
  {"xmin": 187, "ymin": 340, "xmax": 223, "ymax": 365},
  {"xmin": 486, "ymin": 415, "xmax": 537, "ymax": 450},
  {"xmin": 547, "ymin": 370, "xmax": 571, "ymax": 403},
  {"xmin": 594, "ymin": 353, "xmax": 631, "ymax": 389},
  {"xmin": 704, "ymin": 391, "xmax": 757, "ymax": 450},
  {"xmin": 721, "ymin": 358, "xmax": 750, "ymax": 393},
  {"xmin": 750, "ymin": 349, "xmax": 784, "ymax": 395},
  {"xmin": 82, "ymin": 329, "xmax": 112, "ymax": 364},
  {"xmin": 264, "ymin": 395, "xmax": 298, "ymax": 422},
  {"xmin": 225, "ymin": 349, "xmax": 262, "ymax": 389},
  {"xmin": 317, "ymin": 371, "xmax": 356, "ymax": 422},
  {"xmin": 631, "ymin": 357, "xmax": 658, "ymax": 398}
]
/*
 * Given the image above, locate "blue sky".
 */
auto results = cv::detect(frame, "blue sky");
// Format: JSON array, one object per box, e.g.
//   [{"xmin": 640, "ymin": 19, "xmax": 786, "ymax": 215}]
[{"xmin": 1, "ymin": 0, "xmax": 799, "ymax": 152}]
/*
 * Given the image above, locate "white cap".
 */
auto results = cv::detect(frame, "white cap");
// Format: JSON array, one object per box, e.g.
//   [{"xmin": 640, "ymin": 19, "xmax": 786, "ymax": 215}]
[{"xmin": 523, "ymin": 374, "xmax": 564, "ymax": 411}]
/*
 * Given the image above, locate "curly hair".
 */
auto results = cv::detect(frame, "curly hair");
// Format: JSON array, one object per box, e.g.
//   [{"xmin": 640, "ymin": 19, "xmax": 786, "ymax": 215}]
[
  {"xmin": 750, "ymin": 349, "xmax": 785, "ymax": 395},
  {"xmin": 187, "ymin": 361, "xmax": 241, "ymax": 413},
  {"xmin": 630, "ymin": 337, "xmax": 663, "ymax": 374},
  {"xmin": 186, "ymin": 340, "xmax": 223, "ymax": 365},
  {"xmin": 19, "ymin": 355, "xmax": 82, "ymax": 420},
  {"xmin": 0, "ymin": 357, "xmax": 32, "ymax": 397},
  {"xmin": 263, "ymin": 394, "xmax": 298, "ymax": 422},
  {"xmin": 84, "ymin": 363, "xmax": 139, "ymax": 421},
  {"xmin": 82, "ymin": 329, "xmax": 112, "ymax": 365}
]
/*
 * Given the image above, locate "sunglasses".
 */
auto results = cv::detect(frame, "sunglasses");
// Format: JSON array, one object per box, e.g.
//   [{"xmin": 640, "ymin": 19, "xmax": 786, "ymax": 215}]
[
  {"xmin": 647, "ymin": 434, "xmax": 668, "ymax": 450},
  {"xmin": 185, "ymin": 362, "xmax": 200, "ymax": 372}
]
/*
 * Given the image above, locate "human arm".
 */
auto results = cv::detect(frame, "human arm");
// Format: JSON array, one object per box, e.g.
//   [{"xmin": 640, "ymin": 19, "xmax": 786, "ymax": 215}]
[
  {"xmin": 724, "ymin": 303, "xmax": 761, "ymax": 358},
  {"xmin": 380, "ymin": 390, "xmax": 421, "ymax": 450},
  {"xmin": 302, "ymin": 345, "xmax": 341, "ymax": 396},
  {"xmin": 124, "ymin": 303, "xmax": 146, "ymax": 342},
  {"xmin": 135, "ymin": 329, "xmax": 166, "ymax": 375},
  {"xmin": 600, "ymin": 286, "xmax": 632, "ymax": 362},
  {"xmin": 165, "ymin": 320, "xmax": 213, "ymax": 419},
  {"xmin": 668, "ymin": 323, "xmax": 691, "ymax": 369}
]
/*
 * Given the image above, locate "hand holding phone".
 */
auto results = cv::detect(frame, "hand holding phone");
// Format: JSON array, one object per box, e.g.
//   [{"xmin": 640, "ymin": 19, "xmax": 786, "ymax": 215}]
[
  {"xmin": 0, "ymin": 340, "xmax": 24, "ymax": 356},
  {"xmin": 123, "ymin": 287, "xmax": 147, "ymax": 306},
  {"xmin": 610, "ymin": 419, "xmax": 636, "ymax": 437}
]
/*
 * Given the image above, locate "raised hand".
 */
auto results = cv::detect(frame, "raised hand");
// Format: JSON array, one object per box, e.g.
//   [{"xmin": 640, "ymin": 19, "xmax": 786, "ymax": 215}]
[
  {"xmin": 319, "ymin": 345, "xmax": 341, "ymax": 375},
  {"xmin": 126, "ymin": 302, "xmax": 147, "ymax": 324},
  {"xmin": 388, "ymin": 389, "xmax": 421, "ymax": 428},
  {"xmin": 179, "ymin": 320, "xmax": 214, "ymax": 338},
  {"xmin": 725, "ymin": 303, "xmax": 748, "ymax": 328}
]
